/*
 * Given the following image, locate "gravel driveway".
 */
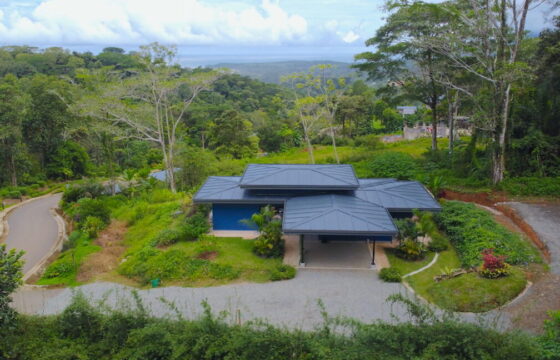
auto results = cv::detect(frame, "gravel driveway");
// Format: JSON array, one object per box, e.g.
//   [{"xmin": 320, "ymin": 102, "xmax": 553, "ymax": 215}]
[
  {"xmin": 16, "ymin": 269, "xmax": 412, "ymax": 329},
  {"xmin": 506, "ymin": 202, "xmax": 560, "ymax": 274}
]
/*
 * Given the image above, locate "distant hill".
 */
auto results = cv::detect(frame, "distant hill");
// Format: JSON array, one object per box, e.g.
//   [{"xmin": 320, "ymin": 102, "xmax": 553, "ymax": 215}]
[{"xmin": 210, "ymin": 60, "xmax": 363, "ymax": 84}]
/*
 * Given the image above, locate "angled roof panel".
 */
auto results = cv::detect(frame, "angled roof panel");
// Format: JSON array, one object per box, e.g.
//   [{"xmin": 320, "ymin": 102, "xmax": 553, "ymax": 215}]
[
  {"xmin": 283, "ymin": 194, "xmax": 397, "ymax": 235},
  {"xmin": 193, "ymin": 176, "xmax": 286, "ymax": 204},
  {"xmin": 355, "ymin": 179, "xmax": 441, "ymax": 211},
  {"xmin": 240, "ymin": 164, "xmax": 359, "ymax": 190}
]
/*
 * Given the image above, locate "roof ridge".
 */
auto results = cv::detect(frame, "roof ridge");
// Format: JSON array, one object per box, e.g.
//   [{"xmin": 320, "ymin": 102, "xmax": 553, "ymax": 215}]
[{"xmin": 307, "ymin": 168, "xmax": 356, "ymax": 185}]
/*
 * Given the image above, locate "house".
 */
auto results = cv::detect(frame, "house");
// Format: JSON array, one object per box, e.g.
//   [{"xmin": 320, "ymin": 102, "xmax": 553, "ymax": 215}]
[
  {"xmin": 396, "ymin": 106, "xmax": 418, "ymax": 115},
  {"xmin": 194, "ymin": 164, "xmax": 441, "ymax": 266}
]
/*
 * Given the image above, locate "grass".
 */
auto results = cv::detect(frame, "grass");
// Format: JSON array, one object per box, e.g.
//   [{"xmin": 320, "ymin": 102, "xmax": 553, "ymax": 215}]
[
  {"xmin": 385, "ymin": 249, "xmax": 435, "ymax": 276},
  {"xmin": 395, "ymin": 246, "xmax": 528, "ymax": 313},
  {"xmin": 37, "ymin": 242, "xmax": 101, "ymax": 286}
]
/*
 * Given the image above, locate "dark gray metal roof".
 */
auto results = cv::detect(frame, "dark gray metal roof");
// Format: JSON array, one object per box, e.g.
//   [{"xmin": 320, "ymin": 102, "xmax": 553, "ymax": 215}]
[
  {"xmin": 355, "ymin": 179, "xmax": 441, "ymax": 211},
  {"xmin": 193, "ymin": 176, "xmax": 286, "ymax": 204},
  {"xmin": 239, "ymin": 164, "xmax": 359, "ymax": 190},
  {"xmin": 282, "ymin": 194, "xmax": 397, "ymax": 235}
]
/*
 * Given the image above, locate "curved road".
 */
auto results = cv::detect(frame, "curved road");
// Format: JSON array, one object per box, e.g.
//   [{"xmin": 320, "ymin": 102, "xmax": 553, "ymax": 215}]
[{"xmin": 4, "ymin": 193, "xmax": 62, "ymax": 275}]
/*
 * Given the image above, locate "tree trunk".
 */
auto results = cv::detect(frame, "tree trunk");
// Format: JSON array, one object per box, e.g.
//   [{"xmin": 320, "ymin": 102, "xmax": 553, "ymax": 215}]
[
  {"xmin": 10, "ymin": 152, "xmax": 17, "ymax": 187},
  {"xmin": 330, "ymin": 126, "xmax": 340, "ymax": 164},
  {"xmin": 431, "ymin": 103, "xmax": 438, "ymax": 151},
  {"xmin": 304, "ymin": 133, "xmax": 315, "ymax": 164}
]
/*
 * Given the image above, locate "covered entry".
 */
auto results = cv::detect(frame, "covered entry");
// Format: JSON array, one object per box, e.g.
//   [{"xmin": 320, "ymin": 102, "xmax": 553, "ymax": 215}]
[{"xmin": 282, "ymin": 194, "xmax": 397, "ymax": 269}]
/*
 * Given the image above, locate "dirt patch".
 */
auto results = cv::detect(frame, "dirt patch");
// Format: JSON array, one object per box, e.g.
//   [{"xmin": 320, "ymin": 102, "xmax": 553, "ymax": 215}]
[
  {"xmin": 197, "ymin": 251, "xmax": 217, "ymax": 261},
  {"xmin": 76, "ymin": 221, "xmax": 127, "ymax": 283},
  {"xmin": 442, "ymin": 189, "xmax": 507, "ymax": 207}
]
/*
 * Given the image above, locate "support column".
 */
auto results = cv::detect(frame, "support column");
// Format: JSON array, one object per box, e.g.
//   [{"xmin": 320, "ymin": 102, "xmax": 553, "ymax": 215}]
[
  {"xmin": 371, "ymin": 239, "xmax": 376, "ymax": 267},
  {"xmin": 299, "ymin": 234, "xmax": 305, "ymax": 266}
]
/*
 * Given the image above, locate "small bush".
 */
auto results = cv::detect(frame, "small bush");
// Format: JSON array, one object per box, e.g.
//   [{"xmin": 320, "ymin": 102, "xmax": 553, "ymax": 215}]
[
  {"xmin": 153, "ymin": 228, "xmax": 183, "ymax": 246},
  {"xmin": 182, "ymin": 212, "xmax": 210, "ymax": 241},
  {"xmin": 369, "ymin": 152, "xmax": 419, "ymax": 180},
  {"xmin": 479, "ymin": 249, "xmax": 511, "ymax": 279},
  {"xmin": 270, "ymin": 264, "xmax": 296, "ymax": 281},
  {"xmin": 80, "ymin": 216, "xmax": 106, "ymax": 238},
  {"xmin": 396, "ymin": 239, "xmax": 427, "ymax": 261},
  {"xmin": 73, "ymin": 198, "xmax": 111, "ymax": 224},
  {"xmin": 379, "ymin": 267, "xmax": 402, "ymax": 282},
  {"xmin": 62, "ymin": 181, "xmax": 104, "ymax": 205},
  {"xmin": 355, "ymin": 134, "xmax": 382, "ymax": 149},
  {"xmin": 57, "ymin": 292, "xmax": 102, "ymax": 340},
  {"xmin": 395, "ymin": 218, "xmax": 419, "ymax": 240},
  {"xmin": 428, "ymin": 233, "xmax": 449, "ymax": 252},
  {"xmin": 43, "ymin": 260, "xmax": 74, "ymax": 279}
]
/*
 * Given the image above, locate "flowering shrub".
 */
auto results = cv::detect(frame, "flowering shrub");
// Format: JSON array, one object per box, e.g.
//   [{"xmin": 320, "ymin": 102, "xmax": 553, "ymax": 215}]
[{"xmin": 479, "ymin": 249, "xmax": 511, "ymax": 279}]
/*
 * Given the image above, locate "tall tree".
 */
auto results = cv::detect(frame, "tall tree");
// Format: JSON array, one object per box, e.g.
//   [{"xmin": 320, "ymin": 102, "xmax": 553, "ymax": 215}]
[
  {"xmin": 22, "ymin": 74, "xmax": 73, "ymax": 170},
  {"xmin": 81, "ymin": 43, "xmax": 221, "ymax": 192},
  {"xmin": 0, "ymin": 75, "xmax": 27, "ymax": 186},
  {"xmin": 423, "ymin": 0, "xmax": 544, "ymax": 183},
  {"xmin": 354, "ymin": 1, "xmax": 449, "ymax": 151}
]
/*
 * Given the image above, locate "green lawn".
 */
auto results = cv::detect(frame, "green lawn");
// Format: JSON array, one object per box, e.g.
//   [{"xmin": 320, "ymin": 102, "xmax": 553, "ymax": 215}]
[
  {"xmin": 385, "ymin": 249, "xmax": 435, "ymax": 276},
  {"xmin": 391, "ymin": 247, "xmax": 528, "ymax": 313}
]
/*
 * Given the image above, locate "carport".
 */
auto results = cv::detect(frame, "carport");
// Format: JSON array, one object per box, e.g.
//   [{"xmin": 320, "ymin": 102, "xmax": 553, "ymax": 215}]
[{"xmin": 282, "ymin": 194, "xmax": 398, "ymax": 268}]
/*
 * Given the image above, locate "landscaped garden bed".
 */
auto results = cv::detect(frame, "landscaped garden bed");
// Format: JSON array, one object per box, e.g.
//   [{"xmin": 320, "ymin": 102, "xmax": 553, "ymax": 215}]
[{"xmin": 384, "ymin": 200, "xmax": 541, "ymax": 313}]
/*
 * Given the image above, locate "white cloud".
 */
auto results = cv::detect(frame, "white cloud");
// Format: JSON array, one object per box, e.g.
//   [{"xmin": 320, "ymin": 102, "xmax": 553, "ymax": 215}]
[
  {"xmin": 341, "ymin": 30, "xmax": 359, "ymax": 43},
  {"xmin": 0, "ymin": 0, "xmax": 311, "ymax": 45}
]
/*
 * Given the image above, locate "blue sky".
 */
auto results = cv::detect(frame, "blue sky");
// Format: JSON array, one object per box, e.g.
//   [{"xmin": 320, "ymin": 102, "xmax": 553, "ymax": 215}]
[{"xmin": 0, "ymin": 0, "xmax": 556, "ymax": 65}]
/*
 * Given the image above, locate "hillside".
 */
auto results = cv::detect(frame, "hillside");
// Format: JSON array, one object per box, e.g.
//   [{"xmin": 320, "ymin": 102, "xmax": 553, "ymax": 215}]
[{"xmin": 210, "ymin": 60, "xmax": 363, "ymax": 84}]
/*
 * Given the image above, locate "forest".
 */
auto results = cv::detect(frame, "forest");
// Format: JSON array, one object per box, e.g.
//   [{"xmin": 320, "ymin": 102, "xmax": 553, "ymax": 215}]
[{"xmin": 0, "ymin": 4, "xmax": 558, "ymax": 197}]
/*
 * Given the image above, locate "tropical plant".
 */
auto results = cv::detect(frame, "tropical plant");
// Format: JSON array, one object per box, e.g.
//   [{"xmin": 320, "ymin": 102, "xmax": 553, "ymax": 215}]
[
  {"xmin": 379, "ymin": 267, "xmax": 402, "ymax": 282},
  {"xmin": 479, "ymin": 249, "xmax": 510, "ymax": 279},
  {"xmin": 245, "ymin": 205, "xmax": 284, "ymax": 258}
]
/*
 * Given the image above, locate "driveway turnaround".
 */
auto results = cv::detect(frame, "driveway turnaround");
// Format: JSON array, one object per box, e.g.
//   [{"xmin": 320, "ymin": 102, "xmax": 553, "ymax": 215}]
[
  {"xmin": 4, "ymin": 193, "xmax": 62, "ymax": 275},
  {"xmin": 18, "ymin": 269, "xmax": 412, "ymax": 329}
]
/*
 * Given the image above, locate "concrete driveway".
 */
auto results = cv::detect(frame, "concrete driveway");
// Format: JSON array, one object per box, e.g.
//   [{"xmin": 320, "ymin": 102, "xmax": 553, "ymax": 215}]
[
  {"xmin": 303, "ymin": 237, "xmax": 373, "ymax": 269},
  {"xmin": 3, "ymin": 193, "xmax": 62, "ymax": 275}
]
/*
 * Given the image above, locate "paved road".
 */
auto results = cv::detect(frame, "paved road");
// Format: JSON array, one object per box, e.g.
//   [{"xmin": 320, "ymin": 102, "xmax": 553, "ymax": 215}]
[
  {"xmin": 507, "ymin": 202, "xmax": 560, "ymax": 274},
  {"xmin": 4, "ymin": 194, "xmax": 62, "ymax": 275}
]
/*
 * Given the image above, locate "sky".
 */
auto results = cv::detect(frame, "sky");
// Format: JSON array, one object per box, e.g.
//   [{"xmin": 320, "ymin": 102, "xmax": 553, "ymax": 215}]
[{"xmin": 0, "ymin": 0, "xmax": 556, "ymax": 66}]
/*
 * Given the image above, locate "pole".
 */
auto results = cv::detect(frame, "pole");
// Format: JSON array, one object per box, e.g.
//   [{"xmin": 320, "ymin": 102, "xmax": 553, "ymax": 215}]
[
  {"xmin": 299, "ymin": 234, "xmax": 305, "ymax": 266},
  {"xmin": 371, "ymin": 239, "xmax": 376, "ymax": 266}
]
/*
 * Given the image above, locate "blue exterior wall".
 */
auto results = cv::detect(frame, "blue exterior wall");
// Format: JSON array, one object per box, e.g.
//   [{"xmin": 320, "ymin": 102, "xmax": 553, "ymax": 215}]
[{"xmin": 212, "ymin": 204, "xmax": 261, "ymax": 231}]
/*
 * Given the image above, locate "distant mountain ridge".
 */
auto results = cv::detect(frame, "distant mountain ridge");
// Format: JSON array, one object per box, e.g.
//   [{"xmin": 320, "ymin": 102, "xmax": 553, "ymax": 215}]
[{"xmin": 210, "ymin": 60, "xmax": 362, "ymax": 84}]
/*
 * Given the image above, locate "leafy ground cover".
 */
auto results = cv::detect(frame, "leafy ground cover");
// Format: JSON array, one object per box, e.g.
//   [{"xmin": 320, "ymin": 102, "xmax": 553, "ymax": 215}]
[
  {"xmin": 435, "ymin": 201, "xmax": 540, "ymax": 267},
  {"xmin": 40, "ymin": 186, "xmax": 292, "ymax": 287}
]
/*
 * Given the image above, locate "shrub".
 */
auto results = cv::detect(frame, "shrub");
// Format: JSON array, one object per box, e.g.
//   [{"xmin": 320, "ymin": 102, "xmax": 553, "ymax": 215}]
[
  {"xmin": 153, "ymin": 228, "xmax": 183, "ymax": 246},
  {"xmin": 369, "ymin": 152, "xmax": 419, "ymax": 180},
  {"xmin": 435, "ymin": 201, "xmax": 538, "ymax": 267},
  {"xmin": 395, "ymin": 218, "xmax": 419, "ymax": 240},
  {"xmin": 479, "ymin": 249, "xmax": 511, "ymax": 279},
  {"xmin": 247, "ymin": 206, "xmax": 284, "ymax": 258},
  {"xmin": 62, "ymin": 181, "xmax": 104, "ymax": 205},
  {"xmin": 57, "ymin": 292, "xmax": 102, "ymax": 340},
  {"xmin": 500, "ymin": 177, "xmax": 560, "ymax": 197},
  {"xmin": 270, "ymin": 264, "xmax": 296, "ymax": 281},
  {"xmin": 80, "ymin": 216, "xmax": 106, "ymax": 238},
  {"xmin": 396, "ymin": 239, "xmax": 427, "ymax": 261},
  {"xmin": 182, "ymin": 212, "xmax": 210, "ymax": 241},
  {"xmin": 117, "ymin": 323, "xmax": 174, "ymax": 360},
  {"xmin": 539, "ymin": 310, "xmax": 560, "ymax": 359},
  {"xmin": 428, "ymin": 233, "xmax": 449, "ymax": 252},
  {"xmin": 379, "ymin": 267, "xmax": 402, "ymax": 282},
  {"xmin": 355, "ymin": 134, "xmax": 382, "ymax": 149},
  {"xmin": 43, "ymin": 260, "xmax": 74, "ymax": 279},
  {"xmin": 74, "ymin": 198, "xmax": 111, "ymax": 224}
]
